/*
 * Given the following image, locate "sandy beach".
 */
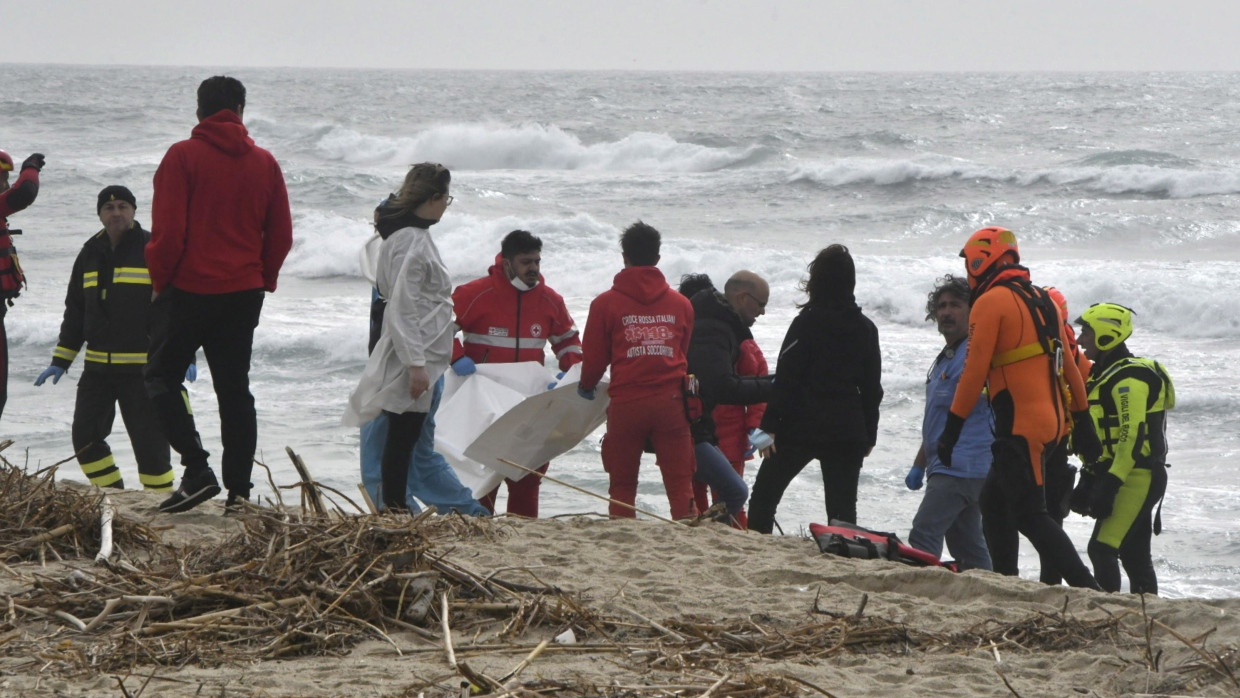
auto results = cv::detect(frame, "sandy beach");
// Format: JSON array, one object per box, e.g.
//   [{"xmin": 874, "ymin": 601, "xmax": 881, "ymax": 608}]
[{"xmin": 1, "ymin": 463, "xmax": 1237, "ymax": 698}]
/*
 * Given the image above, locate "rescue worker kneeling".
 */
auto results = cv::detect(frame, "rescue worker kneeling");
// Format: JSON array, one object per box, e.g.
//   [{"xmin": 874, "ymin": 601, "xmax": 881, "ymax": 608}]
[{"xmin": 1071, "ymin": 303, "xmax": 1173, "ymax": 595}]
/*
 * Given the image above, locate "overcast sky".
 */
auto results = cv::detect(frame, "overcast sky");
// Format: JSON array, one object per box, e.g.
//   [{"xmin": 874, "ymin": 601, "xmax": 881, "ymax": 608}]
[{"xmin": 9, "ymin": 0, "xmax": 1240, "ymax": 72}]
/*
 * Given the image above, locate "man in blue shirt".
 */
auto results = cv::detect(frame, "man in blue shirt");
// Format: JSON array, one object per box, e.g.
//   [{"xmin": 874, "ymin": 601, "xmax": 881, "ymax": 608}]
[{"xmin": 905, "ymin": 275, "xmax": 994, "ymax": 571}]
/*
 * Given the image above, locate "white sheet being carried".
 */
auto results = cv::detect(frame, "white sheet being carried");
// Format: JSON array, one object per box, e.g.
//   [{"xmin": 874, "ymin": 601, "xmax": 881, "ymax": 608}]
[{"xmin": 434, "ymin": 363, "xmax": 609, "ymax": 497}]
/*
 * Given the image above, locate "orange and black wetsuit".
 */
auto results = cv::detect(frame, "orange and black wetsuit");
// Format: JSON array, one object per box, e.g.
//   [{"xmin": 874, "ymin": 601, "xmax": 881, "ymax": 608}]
[{"xmin": 940, "ymin": 265, "xmax": 1099, "ymax": 589}]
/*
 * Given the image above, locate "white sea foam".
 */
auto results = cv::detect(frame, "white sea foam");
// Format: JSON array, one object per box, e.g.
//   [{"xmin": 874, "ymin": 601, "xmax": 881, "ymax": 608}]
[
  {"xmin": 311, "ymin": 122, "xmax": 761, "ymax": 172},
  {"xmin": 790, "ymin": 156, "xmax": 1240, "ymax": 199}
]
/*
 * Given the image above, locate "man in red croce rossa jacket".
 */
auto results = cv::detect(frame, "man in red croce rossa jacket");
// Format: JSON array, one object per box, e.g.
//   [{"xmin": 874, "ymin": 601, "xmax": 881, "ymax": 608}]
[
  {"xmin": 578, "ymin": 221, "xmax": 696, "ymax": 519},
  {"xmin": 451, "ymin": 229, "xmax": 582, "ymax": 517}
]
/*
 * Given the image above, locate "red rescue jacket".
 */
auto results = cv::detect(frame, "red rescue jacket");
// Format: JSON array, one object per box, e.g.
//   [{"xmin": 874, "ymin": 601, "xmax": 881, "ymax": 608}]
[
  {"xmin": 451, "ymin": 254, "xmax": 582, "ymax": 370},
  {"xmin": 580, "ymin": 266, "xmax": 694, "ymax": 404}
]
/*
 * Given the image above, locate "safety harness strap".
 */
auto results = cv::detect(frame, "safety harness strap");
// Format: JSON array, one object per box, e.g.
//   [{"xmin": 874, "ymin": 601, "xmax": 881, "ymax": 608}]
[{"xmin": 990, "ymin": 341, "xmax": 1044, "ymax": 368}]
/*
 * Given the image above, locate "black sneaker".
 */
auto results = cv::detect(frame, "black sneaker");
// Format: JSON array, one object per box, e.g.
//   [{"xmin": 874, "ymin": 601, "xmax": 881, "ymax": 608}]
[
  {"xmin": 158, "ymin": 469, "xmax": 221, "ymax": 513},
  {"xmin": 224, "ymin": 492, "xmax": 250, "ymax": 515}
]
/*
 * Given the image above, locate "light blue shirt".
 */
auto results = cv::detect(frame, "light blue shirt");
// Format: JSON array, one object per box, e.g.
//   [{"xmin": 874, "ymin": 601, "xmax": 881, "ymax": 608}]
[{"xmin": 922, "ymin": 338, "xmax": 993, "ymax": 478}]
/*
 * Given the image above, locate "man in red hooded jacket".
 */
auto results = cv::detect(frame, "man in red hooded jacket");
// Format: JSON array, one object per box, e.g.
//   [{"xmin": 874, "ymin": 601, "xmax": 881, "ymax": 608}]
[
  {"xmin": 451, "ymin": 229, "xmax": 582, "ymax": 517},
  {"xmin": 579, "ymin": 221, "xmax": 696, "ymax": 519},
  {"xmin": 146, "ymin": 76, "xmax": 293, "ymax": 514}
]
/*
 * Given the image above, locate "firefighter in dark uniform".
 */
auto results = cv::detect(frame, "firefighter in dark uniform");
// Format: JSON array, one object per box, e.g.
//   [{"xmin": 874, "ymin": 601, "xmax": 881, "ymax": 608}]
[{"xmin": 35, "ymin": 186, "xmax": 175, "ymax": 491}]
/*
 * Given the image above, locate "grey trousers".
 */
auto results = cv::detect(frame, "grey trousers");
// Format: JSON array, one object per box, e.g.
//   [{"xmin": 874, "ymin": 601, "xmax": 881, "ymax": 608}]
[{"xmin": 908, "ymin": 473, "xmax": 992, "ymax": 571}]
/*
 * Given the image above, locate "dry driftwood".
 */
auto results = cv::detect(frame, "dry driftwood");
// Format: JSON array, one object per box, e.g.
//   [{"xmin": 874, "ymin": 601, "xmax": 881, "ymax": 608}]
[{"xmin": 0, "ymin": 456, "xmax": 1235, "ymax": 698}]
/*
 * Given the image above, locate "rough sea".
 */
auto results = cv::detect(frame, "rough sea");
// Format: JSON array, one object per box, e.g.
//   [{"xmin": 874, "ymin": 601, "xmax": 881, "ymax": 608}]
[{"xmin": 2, "ymin": 65, "xmax": 1237, "ymax": 598}]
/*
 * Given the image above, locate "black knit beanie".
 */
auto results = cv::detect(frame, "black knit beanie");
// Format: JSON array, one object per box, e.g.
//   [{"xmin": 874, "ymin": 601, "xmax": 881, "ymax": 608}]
[{"xmin": 97, "ymin": 185, "xmax": 137, "ymax": 214}]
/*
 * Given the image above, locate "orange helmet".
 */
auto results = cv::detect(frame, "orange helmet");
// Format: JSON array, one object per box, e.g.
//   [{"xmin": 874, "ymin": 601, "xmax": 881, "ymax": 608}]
[
  {"xmin": 1044, "ymin": 286, "xmax": 1069, "ymax": 322},
  {"xmin": 0, "ymin": 150, "xmax": 13, "ymax": 172},
  {"xmin": 960, "ymin": 226, "xmax": 1019, "ymax": 281}
]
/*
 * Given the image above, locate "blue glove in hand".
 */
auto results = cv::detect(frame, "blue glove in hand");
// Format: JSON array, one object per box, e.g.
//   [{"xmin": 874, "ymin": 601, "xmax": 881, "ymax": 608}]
[
  {"xmin": 547, "ymin": 370, "xmax": 567, "ymax": 391},
  {"xmin": 577, "ymin": 384, "xmax": 596, "ymax": 400},
  {"xmin": 747, "ymin": 428, "xmax": 773, "ymax": 458},
  {"xmin": 185, "ymin": 363, "xmax": 197, "ymax": 383},
  {"xmin": 34, "ymin": 365, "xmax": 65, "ymax": 386},
  {"xmin": 451, "ymin": 357, "xmax": 477, "ymax": 376},
  {"xmin": 905, "ymin": 465, "xmax": 925, "ymax": 491}
]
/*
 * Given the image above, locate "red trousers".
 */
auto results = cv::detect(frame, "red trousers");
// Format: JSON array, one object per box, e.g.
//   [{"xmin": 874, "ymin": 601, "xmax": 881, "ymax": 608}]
[
  {"xmin": 602, "ymin": 393, "xmax": 696, "ymax": 519},
  {"xmin": 481, "ymin": 463, "xmax": 549, "ymax": 518}
]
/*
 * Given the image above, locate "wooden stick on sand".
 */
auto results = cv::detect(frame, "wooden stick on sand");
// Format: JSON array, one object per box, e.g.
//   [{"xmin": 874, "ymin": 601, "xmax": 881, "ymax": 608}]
[{"xmin": 497, "ymin": 458, "xmax": 682, "ymax": 525}]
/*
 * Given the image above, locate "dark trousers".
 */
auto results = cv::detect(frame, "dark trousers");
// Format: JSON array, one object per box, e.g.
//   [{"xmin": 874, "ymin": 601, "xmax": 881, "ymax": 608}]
[
  {"xmin": 0, "ymin": 303, "xmax": 8, "ymax": 421},
  {"xmin": 981, "ymin": 435, "xmax": 1097, "ymax": 589},
  {"xmin": 748, "ymin": 439, "xmax": 866, "ymax": 534},
  {"xmin": 381, "ymin": 409, "xmax": 428, "ymax": 511},
  {"xmin": 1037, "ymin": 437, "xmax": 1076, "ymax": 584},
  {"xmin": 145, "ymin": 288, "xmax": 264, "ymax": 498},
  {"xmin": 74, "ymin": 370, "xmax": 172, "ymax": 489}
]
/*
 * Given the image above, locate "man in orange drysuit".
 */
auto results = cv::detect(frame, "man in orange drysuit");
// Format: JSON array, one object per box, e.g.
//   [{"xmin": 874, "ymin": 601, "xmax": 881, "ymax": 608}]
[{"xmin": 936, "ymin": 227, "xmax": 1102, "ymax": 589}]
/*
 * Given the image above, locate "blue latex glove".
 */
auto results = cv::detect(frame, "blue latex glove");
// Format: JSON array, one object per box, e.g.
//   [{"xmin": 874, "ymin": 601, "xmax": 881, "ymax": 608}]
[
  {"xmin": 451, "ymin": 356, "xmax": 477, "ymax": 376},
  {"xmin": 34, "ymin": 365, "xmax": 65, "ymax": 386},
  {"xmin": 547, "ymin": 370, "xmax": 567, "ymax": 391},
  {"xmin": 185, "ymin": 363, "xmax": 198, "ymax": 383},
  {"xmin": 905, "ymin": 465, "xmax": 925, "ymax": 491},
  {"xmin": 747, "ymin": 428, "xmax": 773, "ymax": 457},
  {"xmin": 577, "ymin": 384, "xmax": 596, "ymax": 400}
]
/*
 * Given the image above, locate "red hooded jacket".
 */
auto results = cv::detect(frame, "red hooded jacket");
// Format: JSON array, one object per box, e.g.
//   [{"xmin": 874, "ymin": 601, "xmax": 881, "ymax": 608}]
[
  {"xmin": 580, "ymin": 266, "xmax": 694, "ymax": 403},
  {"xmin": 148, "ymin": 110, "xmax": 293, "ymax": 294},
  {"xmin": 451, "ymin": 254, "xmax": 583, "ymax": 370},
  {"xmin": 712, "ymin": 338, "xmax": 769, "ymax": 463}
]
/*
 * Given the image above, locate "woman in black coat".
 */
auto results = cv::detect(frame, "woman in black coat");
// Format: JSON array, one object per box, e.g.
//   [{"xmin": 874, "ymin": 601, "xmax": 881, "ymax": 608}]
[{"xmin": 747, "ymin": 245, "xmax": 883, "ymax": 533}]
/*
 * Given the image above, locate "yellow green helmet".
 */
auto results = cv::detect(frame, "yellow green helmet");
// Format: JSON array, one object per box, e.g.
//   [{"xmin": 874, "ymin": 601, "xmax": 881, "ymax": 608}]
[{"xmin": 1076, "ymin": 302, "xmax": 1134, "ymax": 349}]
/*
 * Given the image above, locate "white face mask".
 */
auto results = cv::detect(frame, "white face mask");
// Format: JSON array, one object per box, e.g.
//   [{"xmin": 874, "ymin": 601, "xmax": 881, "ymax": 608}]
[{"xmin": 510, "ymin": 275, "xmax": 537, "ymax": 292}]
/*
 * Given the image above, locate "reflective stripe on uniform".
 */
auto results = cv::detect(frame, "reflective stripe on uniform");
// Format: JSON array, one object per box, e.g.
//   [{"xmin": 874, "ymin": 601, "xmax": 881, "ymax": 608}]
[
  {"xmin": 112, "ymin": 266, "xmax": 151, "ymax": 285},
  {"xmin": 139, "ymin": 469, "xmax": 175, "ymax": 491},
  {"xmin": 461, "ymin": 332, "xmax": 548, "ymax": 352},
  {"xmin": 82, "ymin": 271, "xmax": 99, "ymax": 289},
  {"xmin": 85, "ymin": 349, "xmax": 147, "ymax": 365},
  {"xmin": 80, "ymin": 454, "xmax": 123, "ymax": 487},
  {"xmin": 555, "ymin": 344, "xmax": 583, "ymax": 359},
  {"xmin": 548, "ymin": 328, "xmax": 579, "ymax": 344},
  {"xmin": 53, "ymin": 345, "xmax": 79, "ymax": 363}
]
